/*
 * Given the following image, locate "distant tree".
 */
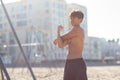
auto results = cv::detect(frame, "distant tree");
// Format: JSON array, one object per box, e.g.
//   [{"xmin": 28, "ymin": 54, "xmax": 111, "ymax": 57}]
[
  {"xmin": 112, "ymin": 39, "xmax": 115, "ymax": 43},
  {"xmin": 117, "ymin": 38, "xmax": 119, "ymax": 43},
  {"xmin": 108, "ymin": 40, "xmax": 111, "ymax": 42}
]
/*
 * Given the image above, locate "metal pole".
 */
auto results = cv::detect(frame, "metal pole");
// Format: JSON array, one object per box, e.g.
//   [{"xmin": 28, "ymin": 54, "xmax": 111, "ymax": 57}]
[
  {"xmin": 0, "ymin": 0, "xmax": 36, "ymax": 80},
  {"xmin": 0, "ymin": 55, "xmax": 10, "ymax": 80}
]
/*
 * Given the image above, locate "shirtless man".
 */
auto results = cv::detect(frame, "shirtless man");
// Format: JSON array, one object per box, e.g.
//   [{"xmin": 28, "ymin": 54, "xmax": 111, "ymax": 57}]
[{"xmin": 53, "ymin": 11, "xmax": 88, "ymax": 80}]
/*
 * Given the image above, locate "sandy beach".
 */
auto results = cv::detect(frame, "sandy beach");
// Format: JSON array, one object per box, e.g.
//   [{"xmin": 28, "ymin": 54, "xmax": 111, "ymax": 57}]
[{"xmin": 1, "ymin": 66, "xmax": 119, "ymax": 80}]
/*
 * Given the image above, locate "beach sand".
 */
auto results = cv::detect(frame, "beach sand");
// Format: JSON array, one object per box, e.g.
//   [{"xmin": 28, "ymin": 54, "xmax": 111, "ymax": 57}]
[{"xmin": 1, "ymin": 66, "xmax": 119, "ymax": 80}]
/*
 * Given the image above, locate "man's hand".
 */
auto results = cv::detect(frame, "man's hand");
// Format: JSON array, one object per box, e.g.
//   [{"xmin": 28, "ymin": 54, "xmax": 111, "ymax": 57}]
[
  {"xmin": 53, "ymin": 39, "xmax": 58, "ymax": 45},
  {"xmin": 57, "ymin": 25, "xmax": 64, "ymax": 33}
]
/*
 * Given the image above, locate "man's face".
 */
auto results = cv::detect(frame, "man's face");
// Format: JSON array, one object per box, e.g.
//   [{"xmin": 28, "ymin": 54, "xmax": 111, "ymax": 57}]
[{"xmin": 70, "ymin": 17, "xmax": 82, "ymax": 26}]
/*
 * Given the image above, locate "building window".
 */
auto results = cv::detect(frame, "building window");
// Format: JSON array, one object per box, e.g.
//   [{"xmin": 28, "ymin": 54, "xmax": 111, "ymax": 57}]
[
  {"xmin": 16, "ymin": 5, "xmax": 27, "ymax": 12},
  {"xmin": 57, "ymin": 3, "xmax": 63, "ymax": 9},
  {"xmin": 58, "ymin": 11, "xmax": 64, "ymax": 17},
  {"xmin": 0, "ymin": 33, "xmax": 6, "ymax": 41},
  {"xmin": 16, "ymin": 13, "xmax": 27, "ymax": 19},
  {"xmin": 17, "ymin": 21, "xmax": 27, "ymax": 27}
]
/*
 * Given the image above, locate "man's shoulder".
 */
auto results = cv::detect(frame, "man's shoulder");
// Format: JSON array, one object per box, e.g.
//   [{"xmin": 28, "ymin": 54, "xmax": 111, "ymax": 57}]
[
  {"xmin": 71, "ymin": 27, "xmax": 84, "ymax": 35},
  {"xmin": 75, "ymin": 27, "xmax": 83, "ymax": 33}
]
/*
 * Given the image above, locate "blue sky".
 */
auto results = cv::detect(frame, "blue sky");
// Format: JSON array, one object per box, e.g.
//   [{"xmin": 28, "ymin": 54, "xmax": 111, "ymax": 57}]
[{"xmin": 2, "ymin": 0, "xmax": 120, "ymax": 40}]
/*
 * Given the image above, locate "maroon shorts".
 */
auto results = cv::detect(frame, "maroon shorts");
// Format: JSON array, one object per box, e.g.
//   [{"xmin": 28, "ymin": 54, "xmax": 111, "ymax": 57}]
[{"xmin": 64, "ymin": 58, "xmax": 88, "ymax": 80}]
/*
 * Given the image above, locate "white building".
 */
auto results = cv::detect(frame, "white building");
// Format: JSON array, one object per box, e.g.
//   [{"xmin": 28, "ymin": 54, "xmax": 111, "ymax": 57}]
[
  {"xmin": 104, "ymin": 40, "xmax": 120, "ymax": 61},
  {"xmin": 0, "ymin": 0, "xmax": 68, "ymax": 63},
  {"xmin": 83, "ymin": 37, "xmax": 106, "ymax": 60},
  {"xmin": 1, "ymin": 1, "xmax": 118, "ymax": 63}
]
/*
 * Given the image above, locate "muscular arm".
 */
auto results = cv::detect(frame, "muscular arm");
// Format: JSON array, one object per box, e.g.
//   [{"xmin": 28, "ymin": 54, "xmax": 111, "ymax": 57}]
[
  {"xmin": 57, "ymin": 31, "xmax": 69, "ymax": 48},
  {"xmin": 57, "ymin": 29, "xmax": 79, "ymax": 48},
  {"xmin": 53, "ymin": 26, "xmax": 80, "ymax": 48},
  {"xmin": 61, "ymin": 29, "xmax": 79, "ymax": 41}
]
